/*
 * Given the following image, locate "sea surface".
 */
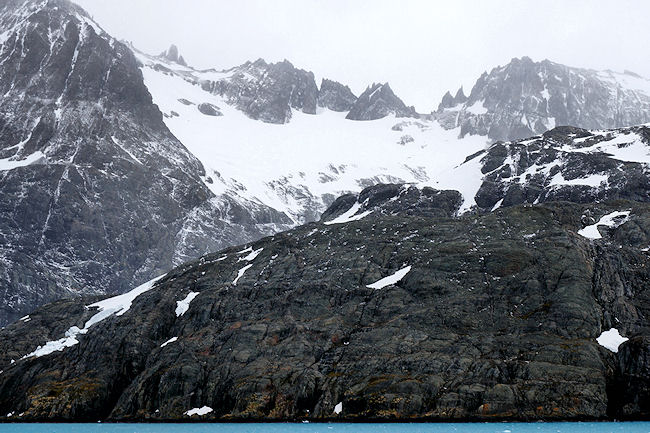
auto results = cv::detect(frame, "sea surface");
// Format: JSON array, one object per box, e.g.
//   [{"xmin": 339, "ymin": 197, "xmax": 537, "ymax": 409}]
[{"xmin": 0, "ymin": 423, "xmax": 649, "ymax": 433}]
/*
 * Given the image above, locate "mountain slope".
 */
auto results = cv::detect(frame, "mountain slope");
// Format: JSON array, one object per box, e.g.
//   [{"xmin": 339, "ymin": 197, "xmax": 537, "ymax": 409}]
[
  {"xmin": 0, "ymin": 0, "xmax": 290, "ymax": 325},
  {"xmin": 435, "ymin": 57, "xmax": 650, "ymax": 141},
  {"xmin": 1, "ymin": 193, "xmax": 649, "ymax": 420},
  {"xmin": 439, "ymin": 124, "xmax": 650, "ymax": 213},
  {"xmin": 134, "ymin": 47, "xmax": 488, "ymax": 225}
]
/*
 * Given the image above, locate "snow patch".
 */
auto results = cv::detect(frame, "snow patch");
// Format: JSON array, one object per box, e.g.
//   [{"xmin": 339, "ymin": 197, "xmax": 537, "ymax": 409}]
[
  {"xmin": 185, "ymin": 406, "xmax": 213, "ymax": 416},
  {"xmin": 578, "ymin": 211, "xmax": 630, "ymax": 240},
  {"xmin": 549, "ymin": 172, "xmax": 608, "ymax": 187},
  {"xmin": 334, "ymin": 402, "xmax": 343, "ymax": 414},
  {"xmin": 240, "ymin": 248, "xmax": 263, "ymax": 262},
  {"xmin": 367, "ymin": 266, "xmax": 412, "ymax": 290},
  {"xmin": 160, "ymin": 337, "xmax": 178, "ymax": 348},
  {"xmin": 465, "ymin": 100, "xmax": 488, "ymax": 115},
  {"xmin": 23, "ymin": 275, "xmax": 165, "ymax": 359},
  {"xmin": 324, "ymin": 201, "xmax": 372, "ymax": 225},
  {"xmin": 175, "ymin": 291, "xmax": 199, "ymax": 317},
  {"xmin": 597, "ymin": 328, "xmax": 629, "ymax": 352},
  {"xmin": 233, "ymin": 264, "xmax": 253, "ymax": 285},
  {"xmin": 0, "ymin": 151, "xmax": 45, "ymax": 171}
]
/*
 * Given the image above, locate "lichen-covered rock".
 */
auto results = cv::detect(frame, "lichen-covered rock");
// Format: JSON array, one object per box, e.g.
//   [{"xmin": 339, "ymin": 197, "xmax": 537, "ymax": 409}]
[{"xmin": 1, "ymin": 198, "xmax": 649, "ymax": 421}]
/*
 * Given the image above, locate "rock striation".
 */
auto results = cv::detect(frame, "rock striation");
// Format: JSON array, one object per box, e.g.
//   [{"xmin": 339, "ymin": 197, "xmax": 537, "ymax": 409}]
[
  {"xmin": 1, "ymin": 191, "xmax": 650, "ymax": 421},
  {"xmin": 0, "ymin": 0, "xmax": 291, "ymax": 325}
]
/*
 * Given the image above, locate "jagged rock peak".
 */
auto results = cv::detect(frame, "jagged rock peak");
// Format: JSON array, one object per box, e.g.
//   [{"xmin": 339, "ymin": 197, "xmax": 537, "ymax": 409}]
[
  {"xmin": 433, "ymin": 56, "xmax": 650, "ymax": 141},
  {"xmin": 317, "ymin": 78, "xmax": 357, "ymax": 112},
  {"xmin": 437, "ymin": 87, "xmax": 468, "ymax": 111},
  {"xmin": 199, "ymin": 57, "xmax": 319, "ymax": 124},
  {"xmin": 346, "ymin": 82, "xmax": 417, "ymax": 121},
  {"xmin": 437, "ymin": 91, "xmax": 455, "ymax": 111},
  {"xmin": 159, "ymin": 44, "xmax": 187, "ymax": 66},
  {"xmin": 454, "ymin": 86, "xmax": 467, "ymax": 103}
]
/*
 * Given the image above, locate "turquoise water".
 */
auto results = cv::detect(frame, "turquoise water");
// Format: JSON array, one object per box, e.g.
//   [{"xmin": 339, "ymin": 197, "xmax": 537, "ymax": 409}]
[{"xmin": 0, "ymin": 423, "xmax": 649, "ymax": 433}]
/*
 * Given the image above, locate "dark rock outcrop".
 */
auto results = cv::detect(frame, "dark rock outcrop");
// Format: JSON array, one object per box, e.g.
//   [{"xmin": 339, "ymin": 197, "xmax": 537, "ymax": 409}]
[
  {"xmin": 197, "ymin": 102, "xmax": 222, "ymax": 116},
  {"xmin": 435, "ymin": 57, "xmax": 650, "ymax": 141},
  {"xmin": 462, "ymin": 124, "xmax": 650, "ymax": 213},
  {"xmin": 317, "ymin": 78, "xmax": 357, "ymax": 112},
  {"xmin": 321, "ymin": 184, "xmax": 463, "ymax": 222},
  {"xmin": 200, "ymin": 59, "xmax": 319, "ymax": 124},
  {"xmin": 346, "ymin": 83, "xmax": 417, "ymax": 121},
  {"xmin": 1, "ymin": 194, "xmax": 649, "ymax": 421}
]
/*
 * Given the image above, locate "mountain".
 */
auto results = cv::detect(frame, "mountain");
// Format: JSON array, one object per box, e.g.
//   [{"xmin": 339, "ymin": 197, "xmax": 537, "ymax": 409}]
[
  {"xmin": 0, "ymin": 0, "xmax": 290, "ymax": 325},
  {"xmin": 158, "ymin": 44, "xmax": 186, "ymax": 66},
  {"xmin": 1, "ymin": 185, "xmax": 649, "ymax": 420},
  {"xmin": 134, "ymin": 46, "xmax": 488, "ymax": 226},
  {"xmin": 196, "ymin": 58, "xmax": 319, "ymax": 124},
  {"xmin": 3, "ymin": 0, "xmax": 650, "ymax": 331},
  {"xmin": 435, "ymin": 56, "xmax": 650, "ymax": 141},
  {"xmin": 317, "ymin": 78, "xmax": 357, "ymax": 112},
  {"xmin": 346, "ymin": 83, "xmax": 417, "ymax": 120},
  {"xmin": 431, "ymin": 124, "xmax": 650, "ymax": 213}
]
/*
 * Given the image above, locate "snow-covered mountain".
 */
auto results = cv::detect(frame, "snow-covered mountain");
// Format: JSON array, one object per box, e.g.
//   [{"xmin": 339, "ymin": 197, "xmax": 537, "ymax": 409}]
[
  {"xmin": 2, "ymin": 0, "xmax": 650, "ymax": 326},
  {"xmin": 435, "ymin": 56, "xmax": 650, "ymax": 141},
  {"xmin": 0, "ymin": 0, "xmax": 290, "ymax": 325},
  {"xmin": 134, "ymin": 46, "xmax": 487, "ymax": 224}
]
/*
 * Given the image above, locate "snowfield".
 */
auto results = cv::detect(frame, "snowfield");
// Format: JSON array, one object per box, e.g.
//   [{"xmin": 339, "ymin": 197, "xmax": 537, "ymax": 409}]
[
  {"xmin": 135, "ymin": 50, "xmax": 490, "ymax": 222},
  {"xmin": 134, "ymin": 50, "xmax": 650, "ymax": 224}
]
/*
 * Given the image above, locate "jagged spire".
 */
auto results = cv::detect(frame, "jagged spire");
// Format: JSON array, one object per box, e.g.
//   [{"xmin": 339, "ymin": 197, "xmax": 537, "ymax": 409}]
[{"xmin": 160, "ymin": 44, "xmax": 186, "ymax": 66}]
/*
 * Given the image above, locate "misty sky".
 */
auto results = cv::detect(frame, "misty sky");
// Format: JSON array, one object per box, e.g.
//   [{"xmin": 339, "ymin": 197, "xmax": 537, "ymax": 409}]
[{"xmin": 74, "ymin": 0, "xmax": 650, "ymax": 112}]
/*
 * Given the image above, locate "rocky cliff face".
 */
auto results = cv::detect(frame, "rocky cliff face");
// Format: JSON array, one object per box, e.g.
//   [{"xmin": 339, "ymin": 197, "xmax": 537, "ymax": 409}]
[
  {"xmin": 435, "ymin": 57, "xmax": 650, "ymax": 141},
  {"xmin": 448, "ymin": 124, "xmax": 650, "ymax": 213},
  {"xmin": 317, "ymin": 78, "xmax": 357, "ymax": 112},
  {"xmin": 0, "ymin": 0, "xmax": 291, "ymax": 325},
  {"xmin": 198, "ymin": 58, "xmax": 320, "ymax": 124},
  {"xmin": 346, "ymin": 83, "xmax": 417, "ymax": 121},
  {"xmin": 1, "ymin": 189, "xmax": 649, "ymax": 421}
]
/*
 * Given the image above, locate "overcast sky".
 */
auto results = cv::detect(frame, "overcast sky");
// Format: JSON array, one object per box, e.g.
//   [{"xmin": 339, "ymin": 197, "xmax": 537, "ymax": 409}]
[{"xmin": 74, "ymin": 0, "xmax": 650, "ymax": 112}]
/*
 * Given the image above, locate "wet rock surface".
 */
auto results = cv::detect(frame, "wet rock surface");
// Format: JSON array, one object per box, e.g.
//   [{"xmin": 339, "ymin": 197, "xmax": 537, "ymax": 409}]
[{"xmin": 1, "ymin": 196, "xmax": 649, "ymax": 421}]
